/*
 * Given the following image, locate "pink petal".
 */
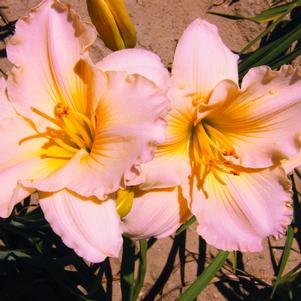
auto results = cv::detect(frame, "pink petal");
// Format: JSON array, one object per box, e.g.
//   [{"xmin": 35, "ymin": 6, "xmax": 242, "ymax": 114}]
[
  {"xmin": 172, "ymin": 18, "xmax": 238, "ymax": 100},
  {"xmin": 129, "ymin": 86, "xmax": 192, "ymax": 189},
  {"xmin": 122, "ymin": 187, "xmax": 190, "ymax": 239},
  {"xmin": 20, "ymin": 149, "xmax": 86, "ymax": 193},
  {"xmin": 0, "ymin": 116, "xmax": 67, "ymax": 217},
  {"xmin": 0, "ymin": 77, "xmax": 15, "ymax": 118},
  {"xmin": 7, "ymin": 0, "xmax": 96, "ymax": 125},
  {"xmin": 190, "ymin": 167, "xmax": 292, "ymax": 252},
  {"xmin": 97, "ymin": 48, "xmax": 170, "ymax": 90},
  {"xmin": 40, "ymin": 189, "xmax": 123, "ymax": 262},
  {"xmin": 67, "ymin": 71, "xmax": 168, "ymax": 198},
  {"xmin": 281, "ymin": 153, "xmax": 301, "ymax": 175},
  {"xmin": 0, "ymin": 160, "xmax": 35, "ymax": 217},
  {"xmin": 206, "ymin": 66, "xmax": 301, "ymax": 168},
  {"xmin": 22, "ymin": 71, "xmax": 169, "ymax": 200}
]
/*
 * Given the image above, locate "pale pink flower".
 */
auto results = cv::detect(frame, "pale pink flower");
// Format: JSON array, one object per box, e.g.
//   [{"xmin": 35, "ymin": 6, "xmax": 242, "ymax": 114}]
[
  {"xmin": 124, "ymin": 18, "xmax": 301, "ymax": 252},
  {"xmin": 96, "ymin": 50, "xmax": 191, "ymax": 239},
  {"xmin": 0, "ymin": 0, "xmax": 169, "ymax": 262}
]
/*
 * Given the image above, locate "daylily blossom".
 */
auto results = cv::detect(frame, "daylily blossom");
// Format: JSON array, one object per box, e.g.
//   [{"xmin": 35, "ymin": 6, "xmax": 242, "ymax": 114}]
[
  {"xmin": 86, "ymin": 0, "xmax": 136, "ymax": 50},
  {"xmin": 0, "ymin": 0, "xmax": 169, "ymax": 262},
  {"xmin": 97, "ymin": 49, "xmax": 191, "ymax": 239},
  {"xmin": 125, "ymin": 18, "xmax": 301, "ymax": 252}
]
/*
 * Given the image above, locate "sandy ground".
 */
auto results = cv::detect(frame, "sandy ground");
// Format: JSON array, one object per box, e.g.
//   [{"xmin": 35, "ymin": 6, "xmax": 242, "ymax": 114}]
[
  {"xmin": 1, "ymin": 0, "xmax": 300, "ymax": 300},
  {"xmin": 0, "ymin": 0, "xmax": 267, "ymax": 70}
]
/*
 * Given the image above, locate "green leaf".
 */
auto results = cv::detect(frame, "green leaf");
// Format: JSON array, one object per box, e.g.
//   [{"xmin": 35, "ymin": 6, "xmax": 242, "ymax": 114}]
[
  {"xmin": 121, "ymin": 237, "xmax": 135, "ymax": 301},
  {"xmin": 133, "ymin": 240, "xmax": 147, "ymax": 300},
  {"xmin": 176, "ymin": 251, "xmax": 229, "ymax": 301},
  {"xmin": 207, "ymin": 11, "xmax": 253, "ymax": 22},
  {"xmin": 249, "ymin": 1, "xmax": 301, "ymax": 23},
  {"xmin": 176, "ymin": 216, "xmax": 196, "ymax": 236},
  {"xmin": 231, "ymin": 251, "xmax": 237, "ymax": 273},
  {"xmin": 239, "ymin": 11, "xmax": 288, "ymax": 54},
  {"xmin": 269, "ymin": 46, "xmax": 301, "ymax": 69},
  {"xmin": 0, "ymin": 249, "xmax": 32, "ymax": 260},
  {"xmin": 239, "ymin": 23, "xmax": 301, "ymax": 76},
  {"xmin": 271, "ymin": 226, "xmax": 294, "ymax": 297},
  {"xmin": 209, "ymin": 1, "xmax": 301, "ymax": 25}
]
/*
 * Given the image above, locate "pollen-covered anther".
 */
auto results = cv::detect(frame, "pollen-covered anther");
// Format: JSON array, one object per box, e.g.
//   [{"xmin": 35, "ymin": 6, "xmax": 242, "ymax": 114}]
[
  {"xmin": 230, "ymin": 170, "xmax": 240, "ymax": 176},
  {"xmin": 46, "ymin": 127, "xmax": 58, "ymax": 138},
  {"xmin": 54, "ymin": 103, "xmax": 69, "ymax": 118},
  {"xmin": 222, "ymin": 149, "xmax": 239, "ymax": 159},
  {"xmin": 223, "ymin": 160, "xmax": 232, "ymax": 166}
]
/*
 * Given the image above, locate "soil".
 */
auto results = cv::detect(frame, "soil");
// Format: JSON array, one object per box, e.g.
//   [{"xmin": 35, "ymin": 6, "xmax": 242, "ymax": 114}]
[{"xmin": 0, "ymin": 0, "xmax": 300, "ymax": 300}]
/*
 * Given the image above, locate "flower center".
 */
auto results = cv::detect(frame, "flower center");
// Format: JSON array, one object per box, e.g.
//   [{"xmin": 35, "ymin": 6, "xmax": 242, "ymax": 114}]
[
  {"xmin": 191, "ymin": 119, "xmax": 241, "ymax": 185},
  {"xmin": 20, "ymin": 103, "xmax": 95, "ymax": 159}
]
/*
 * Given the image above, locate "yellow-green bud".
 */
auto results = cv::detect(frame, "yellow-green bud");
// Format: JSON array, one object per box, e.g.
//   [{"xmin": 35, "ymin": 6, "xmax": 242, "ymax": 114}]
[
  {"xmin": 86, "ymin": 0, "xmax": 136, "ymax": 51},
  {"xmin": 115, "ymin": 189, "xmax": 134, "ymax": 218}
]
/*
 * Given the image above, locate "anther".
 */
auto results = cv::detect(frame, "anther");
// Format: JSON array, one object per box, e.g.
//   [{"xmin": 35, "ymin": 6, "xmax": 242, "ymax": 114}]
[
  {"xmin": 230, "ymin": 170, "xmax": 240, "ymax": 176},
  {"xmin": 223, "ymin": 150, "xmax": 230, "ymax": 156},
  {"xmin": 228, "ymin": 149, "xmax": 239, "ymax": 159},
  {"xmin": 46, "ymin": 127, "xmax": 58, "ymax": 138},
  {"xmin": 233, "ymin": 153, "xmax": 239, "ymax": 160},
  {"xmin": 54, "ymin": 103, "xmax": 69, "ymax": 118},
  {"xmin": 223, "ymin": 160, "xmax": 232, "ymax": 166}
]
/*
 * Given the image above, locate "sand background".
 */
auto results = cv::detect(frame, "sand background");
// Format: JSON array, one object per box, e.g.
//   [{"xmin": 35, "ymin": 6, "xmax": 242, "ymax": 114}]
[{"xmin": 0, "ymin": 0, "xmax": 300, "ymax": 300}]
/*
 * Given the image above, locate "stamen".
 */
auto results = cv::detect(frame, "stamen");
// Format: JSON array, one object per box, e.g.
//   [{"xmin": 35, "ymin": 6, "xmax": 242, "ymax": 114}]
[
  {"xmin": 19, "ymin": 132, "xmax": 47, "ymax": 145},
  {"xmin": 192, "ymin": 118, "xmax": 245, "ymax": 186},
  {"xmin": 31, "ymin": 107, "xmax": 60, "ymax": 127},
  {"xmin": 204, "ymin": 123, "xmax": 235, "ymax": 152},
  {"xmin": 67, "ymin": 114, "xmax": 93, "ymax": 149},
  {"xmin": 54, "ymin": 103, "xmax": 69, "ymax": 118},
  {"xmin": 198, "ymin": 163, "xmax": 210, "ymax": 188},
  {"xmin": 69, "ymin": 110, "xmax": 95, "ymax": 136},
  {"xmin": 210, "ymin": 167, "xmax": 226, "ymax": 185},
  {"xmin": 214, "ymin": 163, "xmax": 233, "ymax": 174},
  {"xmin": 195, "ymin": 125, "xmax": 216, "ymax": 159},
  {"xmin": 192, "ymin": 133, "xmax": 204, "ymax": 163},
  {"xmin": 41, "ymin": 154, "xmax": 72, "ymax": 160},
  {"xmin": 57, "ymin": 124, "xmax": 87, "ymax": 150},
  {"xmin": 26, "ymin": 103, "xmax": 95, "ymax": 161},
  {"xmin": 222, "ymin": 149, "xmax": 239, "ymax": 159},
  {"xmin": 52, "ymin": 138, "xmax": 79, "ymax": 153},
  {"xmin": 230, "ymin": 170, "xmax": 240, "ymax": 176},
  {"xmin": 198, "ymin": 125, "xmax": 225, "ymax": 154}
]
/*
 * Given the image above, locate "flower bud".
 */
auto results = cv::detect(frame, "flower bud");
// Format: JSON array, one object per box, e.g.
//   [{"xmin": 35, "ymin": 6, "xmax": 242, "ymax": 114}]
[
  {"xmin": 116, "ymin": 189, "xmax": 134, "ymax": 218},
  {"xmin": 86, "ymin": 0, "xmax": 136, "ymax": 51}
]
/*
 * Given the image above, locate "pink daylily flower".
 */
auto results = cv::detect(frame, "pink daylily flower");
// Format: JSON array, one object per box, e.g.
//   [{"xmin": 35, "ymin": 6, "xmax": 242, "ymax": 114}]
[
  {"xmin": 0, "ymin": 0, "xmax": 170, "ymax": 262},
  {"xmin": 96, "ymin": 49, "xmax": 191, "ymax": 239},
  {"xmin": 125, "ymin": 18, "xmax": 301, "ymax": 252}
]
